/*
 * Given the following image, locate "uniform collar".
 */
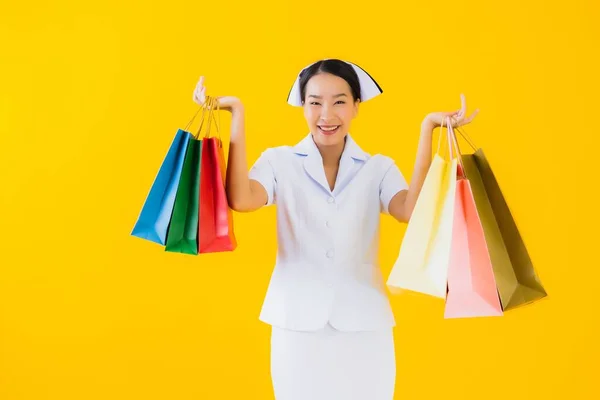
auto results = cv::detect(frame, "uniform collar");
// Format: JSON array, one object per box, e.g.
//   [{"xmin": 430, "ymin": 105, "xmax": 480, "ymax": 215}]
[
  {"xmin": 292, "ymin": 133, "xmax": 369, "ymax": 161},
  {"xmin": 292, "ymin": 133, "xmax": 369, "ymax": 196}
]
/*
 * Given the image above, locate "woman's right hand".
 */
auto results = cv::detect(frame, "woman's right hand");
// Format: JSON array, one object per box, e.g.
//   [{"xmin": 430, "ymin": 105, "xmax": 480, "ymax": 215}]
[{"xmin": 193, "ymin": 76, "xmax": 242, "ymax": 111}]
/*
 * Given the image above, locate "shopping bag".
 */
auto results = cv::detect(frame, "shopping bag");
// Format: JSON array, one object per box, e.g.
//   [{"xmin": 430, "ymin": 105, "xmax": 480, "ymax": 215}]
[
  {"xmin": 444, "ymin": 124, "xmax": 503, "ymax": 318},
  {"xmin": 387, "ymin": 117, "xmax": 458, "ymax": 298},
  {"xmin": 164, "ymin": 103, "xmax": 212, "ymax": 255},
  {"xmin": 455, "ymin": 127, "xmax": 547, "ymax": 310},
  {"xmin": 131, "ymin": 108, "xmax": 204, "ymax": 245},
  {"xmin": 164, "ymin": 137, "xmax": 202, "ymax": 254},
  {"xmin": 198, "ymin": 99, "xmax": 237, "ymax": 253}
]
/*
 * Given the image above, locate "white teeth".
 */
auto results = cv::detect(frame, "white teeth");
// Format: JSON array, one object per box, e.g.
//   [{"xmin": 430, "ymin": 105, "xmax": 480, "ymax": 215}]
[{"xmin": 319, "ymin": 126, "xmax": 339, "ymax": 131}]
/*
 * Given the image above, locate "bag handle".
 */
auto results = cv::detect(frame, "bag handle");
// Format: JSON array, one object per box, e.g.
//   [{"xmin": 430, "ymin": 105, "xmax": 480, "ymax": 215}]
[
  {"xmin": 436, "ymin": 116, "xmax": 459, "ymax": 162},
  {"xmin": 436, "ymin": 117, "xmax": 452, "ymax": 158},
  {"xmin": 186, "ymin": 96, "xmax": 220, "ymax": 140},
  {"xmin": 184, "ymin": 102, "xmax": 209, "ymax": 134},
  {"xmin": 449, "ymin": 116, "xmax": 478, "ymax": 151},
  {"xmin": 182, "ymin": 95, "xmax": 223, "ymax": 140},
  {"xmin": 447, "ymin": 116, "xmax": 467, "ymax": 179},
  {"xmin": 199, "ymin": 96, "xmax": 214, "ymax": 139},
  {"xmin": 204, "ymin": 96, "xmax": 222, "ymax": 141}
]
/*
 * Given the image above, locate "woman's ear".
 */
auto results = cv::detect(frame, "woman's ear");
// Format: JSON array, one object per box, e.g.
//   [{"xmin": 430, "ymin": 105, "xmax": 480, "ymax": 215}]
[{"xmin": 353, "ymin": 98, "xmax": 360, "ymax": 116}]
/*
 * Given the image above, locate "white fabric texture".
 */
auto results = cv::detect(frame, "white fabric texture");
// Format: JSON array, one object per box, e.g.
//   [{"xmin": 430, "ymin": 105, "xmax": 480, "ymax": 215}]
[{"xmin": 270, "ymin": 323, "xmax": 396, "ymax": 400}]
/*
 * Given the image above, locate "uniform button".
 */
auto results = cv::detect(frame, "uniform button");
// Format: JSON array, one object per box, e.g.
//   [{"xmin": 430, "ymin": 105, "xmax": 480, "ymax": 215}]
[
  {"xmin": 325, "ymin": 220, "xmax": 331, "ymax": 228},
  {"xmin": 327, "ymin": 196, "xmax": 335, "ymax": 204},
  {"xmin": 326, "ymin": 250, "xmax": 334, "ymax": 258}
]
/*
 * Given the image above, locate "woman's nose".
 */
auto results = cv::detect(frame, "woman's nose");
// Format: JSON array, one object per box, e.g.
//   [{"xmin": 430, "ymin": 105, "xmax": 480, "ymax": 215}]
[{"xmin": 320, "ymin": 105, "xmax": 334, "ymax": 120}]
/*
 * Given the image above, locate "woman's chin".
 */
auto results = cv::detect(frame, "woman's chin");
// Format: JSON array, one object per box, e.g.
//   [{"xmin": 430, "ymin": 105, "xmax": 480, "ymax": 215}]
[{"xmin": 313, "ymin": 129, "xmax": 345, "ymax": 146}]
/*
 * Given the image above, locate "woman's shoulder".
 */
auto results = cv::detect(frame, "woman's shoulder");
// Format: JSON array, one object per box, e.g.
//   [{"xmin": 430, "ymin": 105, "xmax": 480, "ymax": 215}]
[
  {"xmin": 256, "ymin": 145, "xmax": 296, "ymax": 160},
  {"xmin": 365, "ymin": 152, "xmax": 396, "ymax": 169}
]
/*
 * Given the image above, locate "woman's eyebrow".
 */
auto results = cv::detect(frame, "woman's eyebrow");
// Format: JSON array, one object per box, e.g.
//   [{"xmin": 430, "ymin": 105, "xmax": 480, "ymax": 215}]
[{"xmin": 307, "ymin": 93, "xmax": 348, "ymax": 99}]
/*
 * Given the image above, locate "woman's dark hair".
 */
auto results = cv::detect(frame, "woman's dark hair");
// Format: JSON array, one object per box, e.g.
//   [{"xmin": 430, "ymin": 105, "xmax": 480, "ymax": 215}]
[{"xmin": 299, "ymin": 59, "xmax": 361, "ymax": 104}]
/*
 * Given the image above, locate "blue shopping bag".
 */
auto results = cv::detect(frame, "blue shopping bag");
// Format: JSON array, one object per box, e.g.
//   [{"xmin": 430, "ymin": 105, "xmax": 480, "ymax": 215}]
[{"xmin": 131, "ymin": 107, "xmax": 206, "ymax": 245}]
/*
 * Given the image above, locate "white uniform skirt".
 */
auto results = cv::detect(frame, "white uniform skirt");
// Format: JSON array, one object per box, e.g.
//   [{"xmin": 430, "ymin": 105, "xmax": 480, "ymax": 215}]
[{"xmin": 270, "ymin": 323, "xmax": 396, "ymax": 400}]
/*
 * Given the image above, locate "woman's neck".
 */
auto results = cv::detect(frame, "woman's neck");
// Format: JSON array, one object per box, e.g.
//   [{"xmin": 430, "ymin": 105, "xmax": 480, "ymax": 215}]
[{"xmin": 314, "ymin": 136, "xmax": 346, "ymax": 167}]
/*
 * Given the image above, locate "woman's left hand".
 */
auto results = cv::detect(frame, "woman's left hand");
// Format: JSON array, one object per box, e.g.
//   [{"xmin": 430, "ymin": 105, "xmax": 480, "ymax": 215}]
[{"xmin": 423, "ymin": 94, "xmax": 479, "ymax": 129}]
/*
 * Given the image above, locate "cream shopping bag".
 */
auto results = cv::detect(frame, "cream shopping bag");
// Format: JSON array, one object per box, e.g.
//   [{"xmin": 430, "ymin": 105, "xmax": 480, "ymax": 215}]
[{"xmin": 387, "ymin": 117, "xmax": 458, "ymax": 299}]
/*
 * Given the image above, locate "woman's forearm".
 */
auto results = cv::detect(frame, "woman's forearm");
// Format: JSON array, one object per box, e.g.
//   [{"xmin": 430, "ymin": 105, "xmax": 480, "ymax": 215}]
[
  {"xmin": 224, "ymin": 103, "xmax": 266, "ymax": 212},
  {"xmin": 403, "ymin": 120, "xmax": 435, "ymax": 217}
]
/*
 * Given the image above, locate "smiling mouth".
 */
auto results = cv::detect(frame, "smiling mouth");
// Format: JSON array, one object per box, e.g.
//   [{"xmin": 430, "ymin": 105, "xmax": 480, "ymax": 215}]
[{"xmin": 318, "ymin": 125, "xmax": 340, "ymax": 135}]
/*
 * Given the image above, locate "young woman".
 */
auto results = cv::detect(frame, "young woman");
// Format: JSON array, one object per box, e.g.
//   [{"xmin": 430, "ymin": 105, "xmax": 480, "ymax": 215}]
[{"xmin": 193, "ymin": 59, "xmax": 478, "ymax": 400}]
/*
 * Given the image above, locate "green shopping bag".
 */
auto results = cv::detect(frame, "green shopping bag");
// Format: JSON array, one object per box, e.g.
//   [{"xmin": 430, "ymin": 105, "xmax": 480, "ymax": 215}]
[
  {"xmin": 164, "ymin": 99, "xmax": 215, "ymax": 254},
  {"xmin": 164, "ymin": 139, "xmax": 202, "ymax": 254}
]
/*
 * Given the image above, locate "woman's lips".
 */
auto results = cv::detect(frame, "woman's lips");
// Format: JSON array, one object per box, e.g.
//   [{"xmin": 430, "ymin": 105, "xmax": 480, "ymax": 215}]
[{"xmin": 318, "ymin": 125, "xmax": 340, "ymax": 135}]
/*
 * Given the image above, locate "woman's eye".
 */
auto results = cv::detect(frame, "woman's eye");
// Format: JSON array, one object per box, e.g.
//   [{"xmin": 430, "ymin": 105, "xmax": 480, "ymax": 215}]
[{"xmin": 309, "ymin": 101, "xmax": 344, "ymax": 105}]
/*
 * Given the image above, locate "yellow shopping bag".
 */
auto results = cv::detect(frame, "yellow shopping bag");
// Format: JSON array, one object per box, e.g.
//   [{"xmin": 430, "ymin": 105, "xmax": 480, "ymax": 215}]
[{"xmin": 387, "ymin": 117, "xmax": 458, "ymax": 299}]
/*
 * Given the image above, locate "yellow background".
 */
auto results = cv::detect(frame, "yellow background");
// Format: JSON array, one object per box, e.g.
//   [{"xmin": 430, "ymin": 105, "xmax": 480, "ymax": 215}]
[{"xmin": 1, "ymin": 0, "xmax": 598, "ymax": 399}]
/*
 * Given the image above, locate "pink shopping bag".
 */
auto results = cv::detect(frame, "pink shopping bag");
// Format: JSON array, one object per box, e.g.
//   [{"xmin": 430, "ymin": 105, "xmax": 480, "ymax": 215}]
[{"xmin": 444, "ymin": 123, "xmax": 503, "ymax": 319}]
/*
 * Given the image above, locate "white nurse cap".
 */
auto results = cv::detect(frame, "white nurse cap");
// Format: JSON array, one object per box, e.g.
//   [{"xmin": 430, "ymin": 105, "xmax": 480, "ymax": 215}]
[{"xmin": 286, "ymin": 59, "xmax": 383, "ymax": 107}]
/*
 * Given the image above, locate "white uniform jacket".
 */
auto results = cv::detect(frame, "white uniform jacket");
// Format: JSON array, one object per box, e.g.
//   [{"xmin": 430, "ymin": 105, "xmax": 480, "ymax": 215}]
[{"xmin": 249, "ymin": 133, "xmax": 408, "ymax": 332}]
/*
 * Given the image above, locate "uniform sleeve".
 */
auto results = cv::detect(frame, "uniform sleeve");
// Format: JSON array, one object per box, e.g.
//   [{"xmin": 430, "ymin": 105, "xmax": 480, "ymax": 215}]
[
  {"xmin": 379, "ymin": 161, "xmax": 409, "ymax": 214},
  {"xmin": 248, "ymin": 148, "xmax": 277, "ymax": 206}
]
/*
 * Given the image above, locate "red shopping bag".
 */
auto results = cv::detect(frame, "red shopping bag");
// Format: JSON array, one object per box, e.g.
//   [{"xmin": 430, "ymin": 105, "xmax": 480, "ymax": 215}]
[
  {"xmin": 198, "ymin": 100, "xmax": 237, "ymax": 253},
  {"xmin": 444, "ymin": 123, "xmax": 502, "ymax": 319}
]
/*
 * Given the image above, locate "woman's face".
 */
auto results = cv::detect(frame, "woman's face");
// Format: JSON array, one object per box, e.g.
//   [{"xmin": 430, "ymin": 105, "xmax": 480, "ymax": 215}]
[{"xmin": 303, "ymin": 72, "xmax": 359, "ymax": 148}]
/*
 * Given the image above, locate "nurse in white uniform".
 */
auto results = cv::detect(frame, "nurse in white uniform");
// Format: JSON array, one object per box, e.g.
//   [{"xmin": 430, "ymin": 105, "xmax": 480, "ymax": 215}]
[{"xmin": 193, "ymin": 59, "xmax": 479, "ymax": 399}]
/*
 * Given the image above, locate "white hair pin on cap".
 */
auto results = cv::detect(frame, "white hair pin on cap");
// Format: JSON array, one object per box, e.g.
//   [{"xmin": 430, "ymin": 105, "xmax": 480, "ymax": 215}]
[{"xmin": 286, "ymin": 59, "xmax": 383, "ymax": 107}]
